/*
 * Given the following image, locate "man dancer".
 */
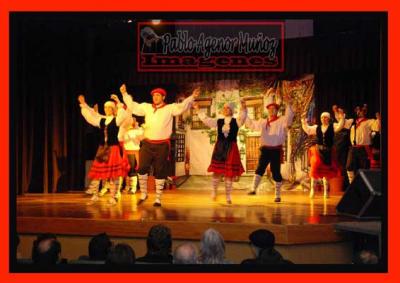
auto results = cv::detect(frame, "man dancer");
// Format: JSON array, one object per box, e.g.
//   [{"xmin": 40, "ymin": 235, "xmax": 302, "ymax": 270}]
[
  {"xmin": 345, "ymin": 104, "xmax": 381, "ymax": 183},
  {"xmin": 243, "ymin": 94, "xmax": 294, "ymax": 202},
  {"xmin": 120, "ymin": 84, "xmax": 199, "ymax": 206}
]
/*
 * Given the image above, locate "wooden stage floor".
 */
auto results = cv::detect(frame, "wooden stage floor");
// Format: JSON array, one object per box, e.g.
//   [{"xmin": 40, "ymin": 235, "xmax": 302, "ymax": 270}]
[{"xmin": 16, "ymin": 177, "xmax": 356, "ymax": 245}]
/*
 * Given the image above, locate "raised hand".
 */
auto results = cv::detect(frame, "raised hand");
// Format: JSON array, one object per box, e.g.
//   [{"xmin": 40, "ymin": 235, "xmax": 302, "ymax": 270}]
[
  {"xmin": 192, "ymin": 88, "xmax": 200, "ymax": 98},
  {"xmin": 337, "ymin": 107, "xmax": 345, "ymax": 118},
  {"xmin": 376, "ymin": 112, "xmax": 381, "ymax": 120},
  {"xmin": 78, "ymin": 94, "xmax": 86, "ymax": 104},
  {"xmin": 93, "ymin": 104, "xmax": 99, "ymax": 113},
  {"xmin": 110, "ymin": 94, "xmax": 121, "ymax": 104},
  {"xmin": 120, "ymin": 84, "xmax": 127, "ymax": 94},
  {"xmin": 332, "ymin": 105, "xmax": 338, "ymax": 113}
]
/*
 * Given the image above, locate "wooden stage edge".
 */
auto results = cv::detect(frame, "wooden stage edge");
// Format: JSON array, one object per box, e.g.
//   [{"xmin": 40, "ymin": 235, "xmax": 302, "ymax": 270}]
[{"xmin": 16, "ymin": 189, "xmax": 353, "ymax": 245}]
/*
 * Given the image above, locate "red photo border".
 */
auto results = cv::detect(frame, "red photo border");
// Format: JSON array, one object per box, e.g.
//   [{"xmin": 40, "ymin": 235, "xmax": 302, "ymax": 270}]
[{"xmin": 1, "ymin": 0, "xmax": 398, "ymax": 282}]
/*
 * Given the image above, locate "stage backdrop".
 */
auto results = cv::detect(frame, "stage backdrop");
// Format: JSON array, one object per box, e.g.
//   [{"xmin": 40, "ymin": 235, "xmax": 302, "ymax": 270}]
[{"xmin": 182, "ymin": 75, "xmax": 315, "ymax": 183}]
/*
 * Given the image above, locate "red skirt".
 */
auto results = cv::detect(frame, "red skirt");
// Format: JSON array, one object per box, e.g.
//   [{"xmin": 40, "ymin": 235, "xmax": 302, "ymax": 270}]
[
  {"xmin": 208, "ymin": 142, "xmax": 244, "ymax": 177},
  {"xmin": 308, "ymin": 145, "xmax": 341, "ymax": 179},
  {"xmin": 88, "ymin": 145, "xmax": 130, "ymax": 180}
]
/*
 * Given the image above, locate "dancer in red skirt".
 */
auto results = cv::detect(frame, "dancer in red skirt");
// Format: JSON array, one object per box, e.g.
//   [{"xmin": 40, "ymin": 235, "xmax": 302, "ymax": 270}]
[
  {"xmin": 301, "ymin": 110, "xmax": 345, "ymax": 198},
  {"xmin": 78, "ymin": 94, "xmax": 130, "ymax": 205},
  {"xmin": 194, "ymin": 102, "xmax": 246, "ymax": 204}
]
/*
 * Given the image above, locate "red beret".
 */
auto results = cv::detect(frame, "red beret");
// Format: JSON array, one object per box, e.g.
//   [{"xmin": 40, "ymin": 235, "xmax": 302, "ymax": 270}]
[{"xmin": 150, "ymin": 88, "xmax": 167, "ymax": 97}]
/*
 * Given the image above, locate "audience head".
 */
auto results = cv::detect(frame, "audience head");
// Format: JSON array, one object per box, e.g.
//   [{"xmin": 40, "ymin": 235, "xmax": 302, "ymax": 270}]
[
  {"xmin": 33, "ymin": 238, "xmax": 61, "ymax": 265},
  {"xmin": 105, "ymin": 243, "xmax": 135, "ymax": 265},
  {"xmin": 173, "ymin": 243, "xmax": 198, "ymax": 264},
  {"xmin": 89, "ymin": 233, "xmax": 112, "ymax": 261},
  {"xmin": 249, "ymin": 229, "xmax": 275, "ymax": 252},
  {"xmin": 199, "ymin": 228, "xmax": 226, "ymax": 264},
  {"xmin": 353, "ymin": 250, "xmax": 379, "ymax": 264},
  {"xmin": 146, "ymin": 224, "xmax": 172, "ymax": 256},
  {"xmin": 31, "ymin": 233, "xmax": 57, "ymax": 262}
]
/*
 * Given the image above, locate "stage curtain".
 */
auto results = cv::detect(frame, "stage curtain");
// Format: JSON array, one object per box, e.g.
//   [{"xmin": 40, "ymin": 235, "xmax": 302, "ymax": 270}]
[{"xmin": 11, "ymin": 18, "xmax": 89, "ymax": 194}]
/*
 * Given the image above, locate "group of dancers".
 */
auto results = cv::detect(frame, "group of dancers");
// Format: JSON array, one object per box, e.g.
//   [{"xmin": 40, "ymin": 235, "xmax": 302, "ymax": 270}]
[{"xmin": 79, "ymin": 84, "xmax": 381, "ymax": 206}]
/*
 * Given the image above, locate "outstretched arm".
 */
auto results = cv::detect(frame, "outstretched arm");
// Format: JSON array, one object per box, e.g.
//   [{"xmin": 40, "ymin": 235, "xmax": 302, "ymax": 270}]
[
  {"xmin": 333, "ymin": 109, "xmax": 345, "ymax": 133},
  {"xmin": 301, "ymin": 118, "xmax": 317, "ymax": 136},
  {"xmin": 78, "ymin": 95, "xmax": 103, "ymax": 127},
  {"xmin": 193, "ymin": 102, "xmax": 217, "ymax": 128},
  {"xmin": 120, "ymin": 84, "xmax": 146, "ymax": 116},
  {"xmin": 111, "ymin": 94, "xmax": 131, "ymax": 127},
  {"xmin": 171, "ymin": 88, "xmax": 200, "ymax": 116},
  {"xmin": 368, "ymin": 112, "xmax": 381, "ymax": 132},
  {"xmin": 333, "ymin": 105, "xmax": 353, "ymax": 129},
  {"xmin": 244, "ymin": 117, "xmax": 264, "ymax": 131},
  {"xmin": 282, "ymin": 104, "xmax": 294, "ymax": 128}
]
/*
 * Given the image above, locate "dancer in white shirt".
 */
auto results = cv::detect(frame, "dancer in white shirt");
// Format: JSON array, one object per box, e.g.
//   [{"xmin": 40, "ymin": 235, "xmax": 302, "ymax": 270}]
[
  {"xmin": 243, "ymin": 95, "xmax": 294, "ymax": 202},
  {"xmin": 344, "ymin": 104, "xmax": 381, "ymax": 183},
  {"xmin": 120, "ymin": 84, "xmax": 199, "ymax": 206},
  {"xmin": 302, "ymin": 110, "xmax": 345, "ymax": 198}
]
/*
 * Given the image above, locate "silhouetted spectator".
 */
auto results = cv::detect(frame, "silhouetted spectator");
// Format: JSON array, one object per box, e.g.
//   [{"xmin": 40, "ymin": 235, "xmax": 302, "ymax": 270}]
[
  {"xmin": 241, "ymin": 229, "xmax": 292, "ymax": 264},
  {"xmin": 173, "ymin": 243, "xmax": 198, "ymax": 264},
  {"xmin": 136, "ymin": 224, "xmax": 173, "ymax": 263},
  {"xmin": 353, "ymin": 250, "xmax": 379, "ymax": 264},
  {"xmin": 33, "ymin": 238, "xmax": 62, "ymax": 265},
  {"xmin": 31, "ymin": 233, "xmax": 57, "ymax": 263},
  {"xmin": 198, "ymin": 228, "xmax": 231, "ymax": 264},
  {"xmin": 105, "ymin": 243, "xmax": 135, "ymax": 265},
  {"xmin": 78, "ymin": 233, "xmax": 112, "ymax": 262}
]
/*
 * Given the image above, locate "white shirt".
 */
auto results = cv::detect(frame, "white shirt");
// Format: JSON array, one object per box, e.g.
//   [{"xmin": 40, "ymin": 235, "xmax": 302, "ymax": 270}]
[
  {"xmin": 117, "ymin": 106, "xmax": 134, "ymax": 142},
  {"xmin": 244, "ymin": 105, "xmax": 294, "ymax": 147},
  {"xmin": 123, "ymin": 127, "xmax": 144, "ymax": 151},
  {"xmin": 79, "ymin": 103, "xmax": 128, "ymax": 128},
  {"xmin": 349, "ymin": 118, "xmax": 380, "ymax": 146},
  {"xmin": 198, "ymin": 112, "xmax": 246, "ymax": 132},
  {"xmin": 123, "ymin": 92, "xmax": 194, "ymax": 140},
  {"xmin": 302, "ymin": 116, "xmax": 345, "ymax": 136}
]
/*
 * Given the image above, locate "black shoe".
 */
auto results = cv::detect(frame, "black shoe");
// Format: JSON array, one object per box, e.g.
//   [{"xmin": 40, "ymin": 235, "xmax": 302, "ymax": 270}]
[
  {"xmin": 274, "ymin": 197, "xmax": 281, "ymax": 203},
  {"xmin": 137, "ymin": 196, "xmax": 148, "ymax": 205},
  {"xmin": 248, "ymin": 191, "xmax": 256, "ymax": 195},
  {"xmin": 153, "ymin": 202, "xmax": 161, "ymax": 207}
]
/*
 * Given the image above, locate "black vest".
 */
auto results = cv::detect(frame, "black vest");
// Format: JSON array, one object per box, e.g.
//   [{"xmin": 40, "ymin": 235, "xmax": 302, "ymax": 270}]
[
  {"xmin": 217, "ymin": 118, "xmax": 239, "ymax": 142},
  {"xmin": 316, "ymin": 124, "xmax": 334, "ymax": 147},
  {"xmin": 99, "ymin": 118, "xmax": 119, "ymax": 146}
]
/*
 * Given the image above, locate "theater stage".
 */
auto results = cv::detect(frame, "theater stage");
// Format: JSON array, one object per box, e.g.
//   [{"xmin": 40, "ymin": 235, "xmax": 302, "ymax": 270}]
[{"xmin": 16, "ymin": 176, "xmax": 355, "ymax": 245}]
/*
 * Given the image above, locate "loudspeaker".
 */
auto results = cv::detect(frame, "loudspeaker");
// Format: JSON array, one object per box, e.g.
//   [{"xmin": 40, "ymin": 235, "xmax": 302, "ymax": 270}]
[{"xmin": 336, "ymin": 169, "xmax": 382, "ymax": 219}]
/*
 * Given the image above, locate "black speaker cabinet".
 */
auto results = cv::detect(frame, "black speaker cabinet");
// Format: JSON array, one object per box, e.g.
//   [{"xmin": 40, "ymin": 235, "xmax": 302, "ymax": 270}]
[{"xmin": 336, "ymin": 169, "xmax": 382, "ymax": 219}]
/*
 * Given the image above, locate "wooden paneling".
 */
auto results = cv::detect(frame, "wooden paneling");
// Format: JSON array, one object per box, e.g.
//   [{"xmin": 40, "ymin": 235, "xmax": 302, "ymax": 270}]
[{"xmin": 245, "ymin": 136, "xmax": 260, "ymax": 172}]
